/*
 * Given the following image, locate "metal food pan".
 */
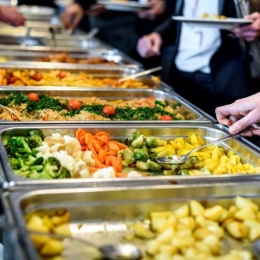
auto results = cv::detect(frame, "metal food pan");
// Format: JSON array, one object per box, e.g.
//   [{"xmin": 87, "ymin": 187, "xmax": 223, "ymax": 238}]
[
  {"xmin": 4, "ymin": 182, "xmax": 260, "ymax": 260},
  {"xmin": 0, "ymin": 124, "xmax": 260, "ymax": 186},
  {"xmin": 0, "ymin": 49, "xmax": 142, "ymax": 68},
  {"xmin": 0, "ymin": 88, "xmax": 208, "ymax": 124}
]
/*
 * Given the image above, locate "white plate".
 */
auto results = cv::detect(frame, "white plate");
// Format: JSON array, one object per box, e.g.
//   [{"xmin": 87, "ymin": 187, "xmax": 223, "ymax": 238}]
[
  {"xmin": 97, "ymin": 1, "xmax": 151, "ymax": 12},
  {"xmin": 172, "ymin": 16, "xmax": 253, "ymax": 30},
  {"xmin": 17, "ymin": 5, "xmax": 55, "ymax": 17}
]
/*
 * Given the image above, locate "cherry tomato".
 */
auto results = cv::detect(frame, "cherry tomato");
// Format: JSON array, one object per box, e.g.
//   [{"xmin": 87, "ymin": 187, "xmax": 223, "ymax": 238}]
[
  {"xmin": 32, "ymin": 72, "xmax": 43, "ymax": 81},
  {"xmin": 28, "ymin": 93, "xmax": 39, "ymax": 102},
  {"xmin": 160, "ymin": 115, "xmax": 173, "ymax": 121},
  {"xmin": 42, "ymin": 114, "xmax": 49, "ymax": 121},
  {"xmin": 67, "ymin": 99, "xmax": 82, "ymax": 110},
  {"xmin": 57, "ymin": 71, "xmax": 67, "ymax": 79},
  {"xmin": 12, "ymin": 115, "xmax": 18, "ymax": 121},
  {"xmin": 102, "ymin": 105, "xmax": 115, "ymax": 116},
  {"xmin": 8, "ymin": 77, "xmax": 19, "ymax": 84}
]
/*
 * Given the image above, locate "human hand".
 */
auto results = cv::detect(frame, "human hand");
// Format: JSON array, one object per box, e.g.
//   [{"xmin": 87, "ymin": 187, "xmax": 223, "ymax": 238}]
[
  {"xmin": 232, "ymin": 12, "xmax": 260, "ymax": 42},
  {"xmin": 0, "ymin": 6, "xmax": 25, "ymax": 26},
  {"xmin": 215, "ymin": 92, "xmax": 260, "ymax": 136},
  {"xmin": 86, "ymin": 4, "xmax": 106, "ymax": 17},
  {"xmin": 137, "ymin": 32, "xmax": 162, "ymax": 58},
  {"xmin": 137, "ymin": 0, "xmax": 164, "ymax": 20},
  {"xmin": 60, "ymin": 3, "xmax": 84, "ymax": 29}
]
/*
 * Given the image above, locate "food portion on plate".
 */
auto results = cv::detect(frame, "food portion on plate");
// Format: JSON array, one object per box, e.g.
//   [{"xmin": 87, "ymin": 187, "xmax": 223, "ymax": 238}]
[
  {"xmin": 199, "ymin": 13, "xmax": 227, "ymax": 20},
  {"xmin": 0, "ymin": 69, "xmax": 154, "ymax": 88},
  {"xmin": 36, "ymin": 52, "xmax": 118, "ymax": 65},
  {"xmin": 0, "ymin": 92, "xmax": 188, "ymax": 121},
  {"xmin": 5, "ymin": 128, "xmax": 260, "ymax": 180}
]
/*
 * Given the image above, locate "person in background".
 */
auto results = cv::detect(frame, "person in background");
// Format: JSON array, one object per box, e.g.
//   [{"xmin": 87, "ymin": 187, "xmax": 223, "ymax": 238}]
[
  {"xmin": 0, "ymin": 6, "xmax": 25, "ymax": 26},
  {"xmin": 215, "ymin": 92, "xmax": 260, "ymax": 136},
  {"xmin": 60, "ymin": 1, "xmax": 174, "ymax": 59},
  {"xmin": 137, "ymin": 1, "xmax": 260, "ymax": 117},
  {"xmin": 17, "ymin": 0, "xmax": 57, "ymax": 8}
]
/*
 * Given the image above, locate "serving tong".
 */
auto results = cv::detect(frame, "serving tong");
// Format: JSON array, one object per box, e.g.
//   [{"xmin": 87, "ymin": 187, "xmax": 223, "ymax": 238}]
[{"xmin": 0, "ymin": 104, "xmax": 20, "ymax": 121}]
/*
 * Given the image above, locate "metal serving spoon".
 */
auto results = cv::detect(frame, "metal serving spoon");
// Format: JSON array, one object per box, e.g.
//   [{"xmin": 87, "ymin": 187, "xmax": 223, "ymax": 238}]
[
  {"xmin": 156, "ymin": 125, "xmax": 258, "ymax": 165},
  {"xmin": 118, "ymin": 66, "xmax": 162, "ymax": 83},
  {"xmin": 0, "ymin": 104, "xmax": 20, "ymax": 121}
]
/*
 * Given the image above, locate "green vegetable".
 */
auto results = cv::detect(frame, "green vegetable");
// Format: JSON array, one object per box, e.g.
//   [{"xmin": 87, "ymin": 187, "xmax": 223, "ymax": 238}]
[
  {"xmin": 131, "ymin": 135, "xmax": 144, "ymax": 148},
  {"xmin": 122, "ymin": 148, "xmax": 135, "ymax": 165},
  {"xmin": 146, "ymin": 137, "xmax": 166, "ymax": 148},
  {"xmin": 155, "ymin": 100, "xmax": 166, "ymax": 107},
  {"xmin": 147, "ymin": 159, "xmax": 162, "ymax": 172},
  {"xmin": 136, "ymin": 161, "xmax": 149, "ymax": 171},
  {"xmin": 133, "ymin": 148, "xmax": 149, "ymax": 162},
  {"xmin": 7, "ymin": 136, "xmax": 32, "ymax": 158}
]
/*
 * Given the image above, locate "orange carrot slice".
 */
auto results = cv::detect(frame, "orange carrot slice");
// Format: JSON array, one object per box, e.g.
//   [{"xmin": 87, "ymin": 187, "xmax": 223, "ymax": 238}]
[
  {"xmin": 76, "ymin": 128, "xmax": 86, "ymax": 141},
  {"xmin": 116, "ymin": 172, "xmax": 128, "ymax": 178},
  {"xmin": 79, "ymin": 135, "xmax": 86, "ymax": 146},
  {"xmin": 97, "ymin": 150, "xmax": 107, "ymax": 164},
  {"xmin": 92, "ymin": 139, "xmax": 102, "ymax": 153},
  {"xmin": 108, "ymin": 141, "xmax": 120, "ymax": 152},
  {"xmin": 85, "ymin": 133, "xmax": 94, "ymax": 145},
  {"xmin": 112, "ymin": 141, "xmax": 127, "ymax": 150},
  {"xmin": 116, "ymin": 156, "xmax": 122, "ymax": 172}
]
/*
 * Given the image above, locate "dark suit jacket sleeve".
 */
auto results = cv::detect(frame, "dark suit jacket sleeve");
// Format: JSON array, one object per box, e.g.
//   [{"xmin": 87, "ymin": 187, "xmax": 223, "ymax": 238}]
[
  {"xmin": 154, "ymin": 18, "xmax": 176, "ymax": 44},
  {"xmin": 74, "ymin": 0, "xmax": 96, "ymax": 10}
]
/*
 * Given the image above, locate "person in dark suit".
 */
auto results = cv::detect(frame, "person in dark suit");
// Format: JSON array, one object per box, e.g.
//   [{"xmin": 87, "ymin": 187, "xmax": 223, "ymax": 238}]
[{"xmin": 137, "ymin": 0, "xmax": 260, "ymax": 117}]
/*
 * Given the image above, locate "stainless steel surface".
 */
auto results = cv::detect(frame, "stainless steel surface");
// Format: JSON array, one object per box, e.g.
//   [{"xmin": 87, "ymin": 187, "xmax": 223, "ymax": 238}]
[
  {"xmin": 0, "ymin": 88, "xmax": 206, "ymax": 123},
  {"xmin": 157, "ymin": 125, "xmax": 256, "ymax": 165},
  {"xmin": 253, "ymin": 240, "xmax": 260, "ymax": 260},
  {"xmin": 0, "ymin": 49, "xmax": 142, "ymax": 68},
  {"xmin": 5, "ymin": 182, "xmax": 260, "ymax": 259},
  {"xmin": 118, "ymin": 66, "xmax": 162, "ymax": 82},
  {"xmin": 0, "ymin": 124, "xmax": 259, "ymax": 186}
]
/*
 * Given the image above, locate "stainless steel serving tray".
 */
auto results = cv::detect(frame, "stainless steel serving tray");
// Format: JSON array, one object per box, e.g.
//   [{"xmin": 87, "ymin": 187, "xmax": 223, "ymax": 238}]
[
  {"xmin": 4, "ymin": 182, "xmax": 260, "ymax": 260},
  {"xmin": 0, "ymin": 49, "xmax": 142, "ymax": 68},
  {"xmin": 0, "ymin": 88, "xmax": 208, "ymax": 124},
  {"xmin": 0, "ymin": 124, "xmax": 259, "ymax": 187}
]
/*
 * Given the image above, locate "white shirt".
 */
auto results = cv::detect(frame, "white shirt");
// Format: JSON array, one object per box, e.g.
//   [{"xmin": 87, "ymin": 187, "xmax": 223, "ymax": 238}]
[{"xmin": 175, "ymin": 0, "xmax": 221, "ymax": 73}]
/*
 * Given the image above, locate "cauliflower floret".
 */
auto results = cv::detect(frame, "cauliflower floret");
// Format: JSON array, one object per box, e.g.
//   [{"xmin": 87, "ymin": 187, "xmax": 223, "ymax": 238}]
[
  {"xmin": 73, "ymin": 160, "xmax": 86, "ymax": 175},
  {"xmin": 52, "ymin": 151, "xmax": 75, "ymax": 172},
  {"xmin": 127, "ymin": 171, "xmax": 143, "ymax": 178},
  {"xmin": 79, "ymin": 169, "xmax": 91, "ymax": 178},
  {"xmin": 92, "ymin": 167, "xmax": 116, "ymax": 178},
  {"xmin": 82, "ymin": 151, "xmax": 95, "ymax": 166},
  {"xmin": 51, "ymin": 133, "xmax": 62, "ymax": 140},
  {"xmin": 50, "ymin": 143, "xmax": 62, "ymax": 153},
  {"xmin": 63, "ymin": 135, "xmax": 81, "ymax": 149}
]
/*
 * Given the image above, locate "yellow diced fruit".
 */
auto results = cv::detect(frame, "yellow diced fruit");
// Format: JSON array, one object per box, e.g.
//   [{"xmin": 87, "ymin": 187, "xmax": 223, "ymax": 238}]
[
  {"xmin": 234, "ymin": 207, "xmax": 256, "ymax": 221},
  {"xmin": 195, "ymin": 216, "xmax": 218, "ymax": 228},
  {"xmin": 174, "ymin": 204, "xmax": 189, "ymax": 218},
  {"xmin": 190, "ymin": 200, "xmax": 205, "ymax": 217},
  {"xmin": 227, "ymin": 205, "xmax": 239, "ymax": 218},
  {"xmin": 40, "ymin": 239, "xmax": 64, "ymax": 256},
  {"xmin": 158, "ymin": 215, "xmax": 177, "ymax": 232},
  {"xmin": 150, "ymin": 211, "xmax": 174, "ymax": 231},
  {"xmin": 204, "ymin": 205, "xmax": 224, "ymax": 221},
  {"xmin": 194, "ymin": 241, "xmax": 211, "ymax": 254},
  {"xmin": 235, "ymin": 196, "xmax": 259, "ymax": 213},
  {"xmin": 156, "ymin": 227, "xmax": 174, "ymax": 243},
  {"xmin": 51, "ymin": 211, "xmax": 70, "ymax": 226},
  {"xmin": 171, "ymin": 236, "xmax": 195, "ymax": 248},
  {"xmin": 145, "ymin": 239, "xmax": 161, "ymax": 255},
  {"xmin": 249, "ymin": 224, "xmax": 260, "ymax": 241},
  {"xmin": 42, "ymin": 215, "xmax": 54, "ymax": 230},
  {"xmin": 226, "ymin": 221, "xmax": 249, "ymax": 238},
  {"xmin": 190, "ymin": 134, "xmax": 199, "ymax": 145},
  {"xmin": 193, "ymin": 227, "xmax": 211, "ymax": 240},
  {"xmin": 207, "ymin": 225, "xmax": 224, "ymax": 239},
  {"xmin": 133, "ymin": 222, "xmax": 155, "ymax": 239},
  {"xmin": 54, "ymin": 224, "xmax": 71, "ymax": 237},
  {"xmin": 197, "ymin": 135, "xmax": 206, "ymax": 145},
  {"xmin": 203, "ymin": 234, "xmax": 221, "ymax": 254},
  {"xmin": 178, "ymin": 217, "xmax": 196, "ymax": 230},
  {"xmin": 219, "ymin": 209, "xmax": 229, "ymax": 222}
]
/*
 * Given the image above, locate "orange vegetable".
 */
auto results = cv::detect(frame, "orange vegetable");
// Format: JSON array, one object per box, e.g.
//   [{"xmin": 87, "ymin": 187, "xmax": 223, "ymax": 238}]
[
  {"xmin": 108, "ymin": 141, "xmax": 120, "ymax": 152},
  {"xmin": 76, "ymin": 128, "xmax": 86, "ymax": 141},
  {"xmin": 111, "ymin": 156, "xmax": 117, "ymax": 174},
  {"xmin": 88, "ymin": 142, "xmax": 97, "ymax": 157},
  {"xmin": 116, "ymin": 156, "xmax": 122, "ymax": 172},
  {"xmin": 94, "ymin": 157, "xmax": 103, "ymax": 168},
  {"xmin": 92, "ymin": 139, "xmax": 102, "ymax": 153},
  {"xmin": 89, "ymin": 167, "xmax": 98, "ymax": 174},
  {"xmin": 79, "ymin": 135, "xmax": 86, "ymax": 146},
  {"xmin": 85, "ymin": 133, "xmax": 94, "ymax": 145},
  {"xmin": 116, "ymin": 172, "xmax": 128, "ymax": 178},
  {"xmin": 97, "ymin": 150, "xmax": 106, "ymax": 164},
  {"xmin": 112, "ymin": 141, "xmax": 127, "ymax": 150}
]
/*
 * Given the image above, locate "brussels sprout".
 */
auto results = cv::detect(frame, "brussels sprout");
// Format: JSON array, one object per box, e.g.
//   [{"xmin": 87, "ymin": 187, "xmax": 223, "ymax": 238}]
[
  {"xmin": 171, "ymin": 164, "xmax": 180, "ymax": 170},
  {"xmin": 146, "ymin": 137, "xmax": 167, "ymax": 148},
  {"xmin": 147, "ymin": 159, "xmax": 162, "ymax": 172},
  {"xmin": 136, "ymin": 161, "xmax": 149, "ymax": 171},
  {"xmin": 131, "ymin": 135, "xmax": 144, "ymax": 148},
  {"xmin": 178, "ymin": 169, "xmax": 189, "ymax": 176},
  {"xmin": 163, "ymin": 169, "xmax": 178, "ymax": 175},
  {"xmin": 122, "ymin": 148, "xmax": 135, "ymax": 165},
  {"xmin": 179, "ymin": 156, "xmax": 200, "ymax": 170},
  {"xmin": 132, "ymin": 132, "xmax": 140, "ymax": 140},
  {"xmin": 133, "ymin": 148, "xmax": 149, "ymax": 162},
  {"xmin": 149, "ymin": 153, "xmax": 157, "ymax": 161}
]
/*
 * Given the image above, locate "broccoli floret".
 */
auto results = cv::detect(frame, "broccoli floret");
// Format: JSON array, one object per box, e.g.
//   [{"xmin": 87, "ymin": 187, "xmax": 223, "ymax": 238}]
[
  {"xmin": 8, "ymin": 157, "xmax": 20, "ymax": 170},
  {"xmin": 155, "ymin": 100, "xmax": 166, "ymax": 107},
  {"xmin": 42, "ymin": 157, "xmax": 61, "ymax": 178},
  {"xmin": 25, "ymin": 155, "xmax": 44, "ymax": 166},
  {"xmin": 146, "ymin": 137, "xmax": 167, "ymax": 148},
  {"xmin": 55, "ymin": 167, "xmax": 71, "ymax": 179},
  {"xmin": 29, "ymin": 130, "xmax": 45, "ymax": 140},
  {"xmin": 25, "ymin": 135, "xmax": 43, "ymax": 149},
  {"xmin": 7, "ymin": 136, "xmax": 32, "ymax": 157},
  {"xmin": 133, "ymin": 148, "xmax": 149, "ymax": 162}
]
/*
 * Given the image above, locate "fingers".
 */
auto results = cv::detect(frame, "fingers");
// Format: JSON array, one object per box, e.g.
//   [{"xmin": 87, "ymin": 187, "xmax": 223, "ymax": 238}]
[
  {"xmin": 215, "ymin": 104, "xmax": 242, "ymax": 126},
  {"xmin": 71, "ymin": 12, "xmax": 83, "ymax": 28},
  {"xmin": 60, "ymin": 12, "xmax": 72, "ymax": 28},
  {"xmin": 60, "ymin": 3, "xmax": 83, "ymax": 29},
  {"xmin": 137, "ymin": 33, "xmax": 162, "ymax": 58}
]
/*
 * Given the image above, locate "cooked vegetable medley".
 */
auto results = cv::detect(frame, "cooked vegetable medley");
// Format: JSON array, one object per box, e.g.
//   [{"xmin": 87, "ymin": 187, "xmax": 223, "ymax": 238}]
[
  {"xmin": 0, "ymin": 92, "xmax": 191, "ymax": 121},
  {"xmin": 5, "ymin": 129, "xmax": 260, "ymax": 180},
  {"xmin": 0, "ymin": 68, "xmax": 153, "ymax": 88}
]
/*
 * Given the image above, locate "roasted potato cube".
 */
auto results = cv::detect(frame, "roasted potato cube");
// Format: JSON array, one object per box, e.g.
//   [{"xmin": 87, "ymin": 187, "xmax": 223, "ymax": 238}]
[
  {"xmin": 203, "ymin": 234, "xmax": 221, "ymax": 254},
  {"xmin": 51, "ymin": 211, "xmax": 70, "ymax": 226},
  {"xmin": 226, "ymin": 221, "xmax": 249, "ymax": 238},
  {"xmin": 235, "ymin": 207, "xmax": 256, "ymax": 221},
  {"xmin": 190, "ymin": 200, "xmax": 205, "ymax": 216},
  {"xmin": 174, "ymin": 204, "xmax": 189, "ymax": 218},
  {"xmin": 171, "ymin": 236, "xmax": 195, "ymax": 248},
  {"xmin": 156, "ymin": 227, "xmax": 174, "ymax": 242},
  {"xmin": 133, "ymin": 222, "xmax": 155, "ymax": 239},
  {"xmin": 54, "ymin": 224, "xmax": 71, "ymax": 237},
  {"xmin": 235, "ymin": 197, "xmax": 259, "ymax": 213},
  {"xmin": 40, "ymin": 239, "xmax": 64, "ymax": 256},
  {"xmin": 193, "ymin": 227, "xmax": 211, "ymax": 240},
  {"xmin": 146, "ymin": 239, "xmax": 161, "ymax": 255},
  {"xmin": 178, "ymin": 217, "xmax": 196, "ymax": 230},
  {"xmin": 204, "ymin": 205, "xmax": 224, "ymax": 221}
]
